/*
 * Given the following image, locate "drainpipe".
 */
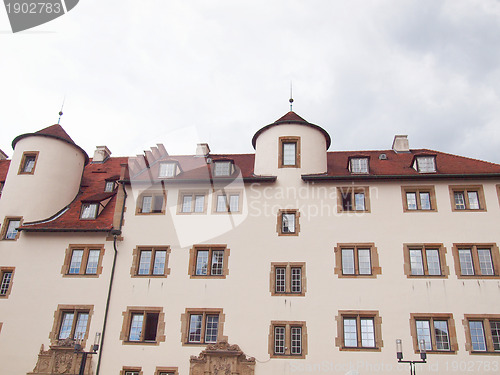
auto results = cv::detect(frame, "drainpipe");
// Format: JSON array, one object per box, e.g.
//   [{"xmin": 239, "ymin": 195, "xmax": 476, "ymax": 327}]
[{"xmin": 95, "ymin": 181, "xmax": 127, "ymax": 375}]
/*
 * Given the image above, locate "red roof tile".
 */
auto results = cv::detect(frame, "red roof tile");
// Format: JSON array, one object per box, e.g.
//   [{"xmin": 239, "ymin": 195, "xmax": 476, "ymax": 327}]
[{"xmin": 0, "ymin": 160, "xmax": 10, "ymax": 182}]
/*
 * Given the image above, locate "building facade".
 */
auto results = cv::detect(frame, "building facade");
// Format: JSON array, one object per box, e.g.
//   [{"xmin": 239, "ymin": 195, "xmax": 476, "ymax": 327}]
[{"xmin": 1, "ymin": 111, "xmax": 500, "ymax": 375}]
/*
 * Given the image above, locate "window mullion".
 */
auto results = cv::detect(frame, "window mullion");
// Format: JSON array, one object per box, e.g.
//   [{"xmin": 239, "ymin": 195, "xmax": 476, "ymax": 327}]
[
  {"xmin": 207, "ymin": 250, "xmax": 212, "ymax": 275},
  {"xmin": 354, "ymin": 248, "xmax": 359, "ymax": 275},
  {"xmin": 70, "ymin": 310, "xmax": 78, "ymax": 338},
  {"xmin": 422, "ymin": 248, "xmax": 429, "ymax": 275},
  {"xmin": 200, "ymin": 313, "xmax": 207, "ymax": 343},
  {"xmin": 80, "ymin": 249, "xmax": 89, "ymax": 275},
  {"xmin": 356, "ymin": 317, "xmax": 362, "ymax": 348},
  {"xmin": 471, "ymin": 246, "xmax": 481, "ymax": 275},
  {"xmin": 286, "ymin": 266, "xmax": 291, "ymax": 294},
  {"xmin": 484, "ymin": 319, "xmax": 494, "ymax": 352},
  {"xmin": 464, "ymin": 190, "xmax": 470, "ymax": 209},
  {"xmin": 416, "ymin": 190, "xmax": 421, "ymax": 210},
  {"xmin": 285, "ymin": 324, "xmax": 291, "ymax": 355},
  {"xmin": 429, "ymin": 318, "xmax": 436, "ymax": 351},
  {"xmin": 149, "ymin": 250, "xmax": 156, "ymax": 275}
]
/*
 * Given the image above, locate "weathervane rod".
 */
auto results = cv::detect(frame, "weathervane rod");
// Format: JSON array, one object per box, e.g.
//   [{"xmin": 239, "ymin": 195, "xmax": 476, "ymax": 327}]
[
  {"xmin": 58, "ymin": 95, "xmax": 65, "ymax": 124},
  {"xmin": 289, "ymin": 82, "xmax": 294, "ymax": 111}
]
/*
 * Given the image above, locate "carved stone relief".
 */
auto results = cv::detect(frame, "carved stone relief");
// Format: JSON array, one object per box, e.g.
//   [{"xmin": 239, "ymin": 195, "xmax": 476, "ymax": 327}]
[{"xmin": 190, "ymin": 341, "xmax": 255, "ymax": 375}]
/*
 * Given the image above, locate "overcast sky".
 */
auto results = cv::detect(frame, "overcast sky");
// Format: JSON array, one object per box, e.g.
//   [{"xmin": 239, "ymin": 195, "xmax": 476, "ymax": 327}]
[{"xmin": 1, "ymin": 0, "xmax": 500, "ymax": 163}]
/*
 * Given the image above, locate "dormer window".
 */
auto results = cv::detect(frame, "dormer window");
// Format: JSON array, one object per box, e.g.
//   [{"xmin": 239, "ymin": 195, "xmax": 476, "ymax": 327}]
[
  {"xmin": 415, "ymin": 156, "xmax": 436, "ymax": 173},
  {"xmin": 213, "ymin": 161, "xmax": 233, "ymax": 177},
  {"xmin": 159, "ymin": 162, "xmax": 177, "ymax": 178},
  {"xmin": 350, "ymin": 158, "xmax": 369, "ymax": 174},
  {"xmin": 80, "ymin": 203, "xmax": 98, "ymax": 219},
  {"xmin": 104, "ymin": 181, "xmax": 115, "ymax": 192},
  {"xmin": 279, "ymin": 137, "xmax": 301, "ymax": 168},
  {"xmin": 19, "ymin": 152, "xmax": 39, "ymax": 175}
]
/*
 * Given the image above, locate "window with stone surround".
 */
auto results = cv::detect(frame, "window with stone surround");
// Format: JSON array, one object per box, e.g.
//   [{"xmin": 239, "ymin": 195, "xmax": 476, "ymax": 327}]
[
  {"xmin": 449, "ymin": 185, "xmax": 486, "ymax": 211},
  {"xmin": 1, "ymin": 217, "xmax": 22, "ymax": 240},
  {"xmin": 337, "ymin": 187, "xmax": 370, "ymax": 213},
  {"xmin": 335, "ymin": 311, "xmax": 383, "ymax": 351},
  {"xmin": 452, "ymin": 244, "xmax": 500, "ymax": 279},
  {"xmin": 279, "ymin": 136, "xmax": 301, "ymax": 168},
  {"xmin": 334, "ymin": 243, "xmax": 381, "ymax": 278},
  {"xmin": 213, "ymin": 190, "xmax": 241, "ymax": 213},
  {"xmin": 178, "ymin": 191, "xmax": 208, "ymax": 214},
  {"xmin": 403, "ymin": 244, "xmax": 449, "ymax": 278},
  {"xmin": 136, "ymin": 189, "xmax": 167, "ymax": 215},
  {"xmin": 155, "ymin": 367, "xmax": 178, "ymax": 375},
  {"xmin": 61, "ymin": 245, "xmax": 105, "ymax": 277},
  {"xmin": 120, "ymin": 367, "xmax": 143, "ymax": 375},
  {"xmin": 18, "ymin": 151, "xmax": 39, "ymax": 174},
  {"xmin": 120, "ymin": 306, "xmax": 165, "ymax": 345},
  {"xmin": 268, "ymin": 321, "xmax": 307, "ymax": 358},
  {"xmin": 463, "ymin": 314, "xmax": 500, "ymax": 354},
  {"xmin": 410, "ymin": 313, "xmax": 458, "ymax": 354},
  {"xmin": 181, "ymin": 308, "xmax": 225, "ymax": 345},
  {"xmin": 49, "ymin": 305, "xmax": 94, "ymax": 347},
  {"xmin": 401, "ymin": 186, "xmax": 437, "ymax": 212},
  {"xmin": 0, "ymin": 267, "xmax": 14, "ymax": 298},
  {"xmin": 277, "ymin": 209, "xmax": 300, "ymax": 236},
  {"xmin": 130, "ymin": 246, "xmax": 171, "ymax": 277},
  {"xmin": 188, "ymin": 245, "xmax": 229, "ymax": 278},
  {"xmin": 270, "ymin": 262, "xmax": 306, "ymax": 296}
]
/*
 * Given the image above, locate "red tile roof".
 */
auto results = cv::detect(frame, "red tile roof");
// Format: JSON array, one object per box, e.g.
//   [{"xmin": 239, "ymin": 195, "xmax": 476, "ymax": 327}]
[
  {"xmin": 0, "ymin": 160, "xmax": 10, "ymax": 182},
  {"xmin": 20, "ymin": 157, "xmax": 128, "ymax": 232}
]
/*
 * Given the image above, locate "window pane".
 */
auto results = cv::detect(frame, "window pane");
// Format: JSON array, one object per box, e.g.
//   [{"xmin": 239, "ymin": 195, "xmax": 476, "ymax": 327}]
[
  {"xmin": 159, "ymin": 163, "xmax": 175, "ymax": 177},
  {"xmin": 426, "ymin": 249, "xmax": 441, "ymax": 276},
  {"xmin": 358, "ymin": 249, "xmax": 371, "ymax": 275},
  {"xmin": 152, "ymin": 195, "xmax": 164, "ymax": 213},
  {"xmin": 275, "ymin": 267, "xmax": 286, "ymax": 293},
  {"xmin": 274, "ymin": 326, "xmax": 286, "ymax": 354},
  {"xmin": 141, "ymin": 196, "xmax": 152, "ymax": 213},
  {"xmin": 216, "ymin": 195, "xmax": 227, "ymax": 212},
  {"xmin": 458, "ymin": 249, "xmax": 474, "ymax": 275},
  {"xmin": 23, "ymin": 156, "xmax": 36, "ymax": 172},
  {"xmin": 470, "ymin": 321, "xmax": 487, "ymax": 351},
  {"xmin": 86, "ymin": 249, "xmax": 100, "ymax": 274},
  {"xmin": 194, "ymin": 195, "xmax": 205, "ymax": 213},
  {"xmin": 490, "ymin": 321, "xmax": 500, "ymax": 351},
  {"xmin": 69, "ymin": 250, "xmax": 84, "ymax": 274},
  {"xmin": 189, "ymin": 314, "xmax": 203, "ymax": 342},
  {"xmin": 229, "ymin": 195, "xmax": 239, "ymax": 212},
  {"xmin": 342, "ymin": 192, "xmax": 352, "ymax": 211},
  {"xmin": 195, "ymin": 250, "xmax": 209, "ymax": 275},
  {"xmin": 406, "ymin": 193, "xmax": 417, "ymax": 210},
  {"xmin": 409, "ymin": 249, "xmax": 424, "ymax": 275},
  {"xmin": 434, "ymin": 320, "xmax": 450, "ymax": 350},
  {"xmin": 0, "ymin": 272, "xmax": 12, "ymax": 295},
  {"xmin": 417, "ymin": 157, "xmax": 436, "ymax": 172},
  {"xmin": 351, "ymin": 158, "xmax": 368, "ymax": 173},
  {"xmin": 354, "ymin": 193, "xmax": 365, "ymax": 211},
  {"xmin": 291, "ymin": 267, "xmax": 302, "ymax": 293},
  {"xmin": 138, "ymin": 251, "xmax": 152, "ymax": 275},
  {"xmin": 205, "ymin": 315, "xmax": 219, "ymax": 343},
  {"xmin": 343, "ymin": 318, "xmax": 357, "ymax": 347},
  {"xmin": 104, "ymin": 181, "xmax": 114, "ymax": 192},
  {"xmin": 144, "ymin": 313, "xmax": 159, "ymax": 341},
  {"xmin": 59, "ymin": 312, "xmax": 75, "ymax": 340},
  {"xmin": 291, "ymin": 327, "xmax": 302, "ymax": 354},
  {"xmin": 454, "ymin": 192, "xmax": 466, "ymax": 210},
  {"xmin": 478, "ymin": 249, "xmax": 494, "ymax": 275},
  {"xmin": 360, "ymin": 318, "xmax": 375, "ymax": 347},
  {"xmin": 282, "ymin": 213, "xmax": 295, "ymax": 233},
  {"xmin": 211, "ymin": 250, "xmax": 224, "ymax": 276},
  {"xmin": 5, "ymin": 220, "xmax": 20, "ymax": 239},
  {"xmin": 282, "ymin": 143, "xmax": 296, "ymax": 166},
  {"xmin": 342, "ymin": 249, "xmax": 355, "ymax": 275},
  {"xmin": 153, "ymin": 250, "xmax": 167, "ymax": 275},
  {"xmin": 182, "ymin": 195, "xmax": 192, "ymax": 212},
  {"xmin": 81, "ymin": 204, "xmax": 97, "ymax": 219},
  {"xmin": 415, "ymin": 320, "xmax": 432, "ymax": 351},
  {"xmin": 74, "ymin": 312, "xmax": 89, "ymax": 340},
  {"xmin": 129, "ymin": 314, "xmax": 144, "ymax": 341},
  {"xmin": 214, "ymin": 162, "xmax": 231, "ymax": 176},
  {"xmin": 420, "ymin": 192, "xmax": 431, "ymax": 210},
  {"xmin": 468, "ymin": 191, "xmax": 480, "ymax": 209}
]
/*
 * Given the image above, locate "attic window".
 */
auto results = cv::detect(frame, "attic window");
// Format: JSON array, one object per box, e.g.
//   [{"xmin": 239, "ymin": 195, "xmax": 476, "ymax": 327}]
[
  {"xmin": 80, "ymin": 203, "xmax": 98, "ymax": 220},
  {"xmin": 415, "ymin": 156, "xmax": 436, "ymax": 173},
  {"xmin": 104, "ymin": 181, "xmax": 115, "ymax": 192},
  {"xmin": 214, "ymin": 161, "xmax": 233, "ymax": 177},
  {"xmin": 159, "ymin": 162, "xmax": 177, "ymax": 178},
  {"xmin": 350, "ymin": 158, "xmax": 369, "ymax": 174}
]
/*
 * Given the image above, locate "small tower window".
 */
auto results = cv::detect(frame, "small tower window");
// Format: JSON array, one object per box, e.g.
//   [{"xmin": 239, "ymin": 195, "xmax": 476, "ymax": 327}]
[
  {"xmin": 18, "ymin": 152, "xmax": 39, "ymax": 175},
  {"xmin": 279, "ymin": 137, "xmax": 301, "ymax": 168}
]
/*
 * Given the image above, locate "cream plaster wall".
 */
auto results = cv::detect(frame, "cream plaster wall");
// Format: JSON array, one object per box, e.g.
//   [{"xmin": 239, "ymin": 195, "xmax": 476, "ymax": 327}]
[{"xmin": 0, "ymin": 136, "xmax": 85, "ymax": 222}]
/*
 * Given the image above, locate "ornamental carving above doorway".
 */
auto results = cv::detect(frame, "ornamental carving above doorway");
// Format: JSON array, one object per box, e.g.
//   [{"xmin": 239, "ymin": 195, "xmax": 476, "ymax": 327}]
[{"xmin": 189, "ymin": 341, "xmax": 255, "ymax": 375}]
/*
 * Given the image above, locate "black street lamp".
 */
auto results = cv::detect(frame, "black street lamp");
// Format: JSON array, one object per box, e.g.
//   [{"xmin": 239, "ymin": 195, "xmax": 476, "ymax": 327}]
[
  {"xmin": 74, "ymin": 332, "xmax": 101, "ymax": 375},
  {"xmin": 396, "ymin": 338, "xmax": 427, "ymax": 375}
]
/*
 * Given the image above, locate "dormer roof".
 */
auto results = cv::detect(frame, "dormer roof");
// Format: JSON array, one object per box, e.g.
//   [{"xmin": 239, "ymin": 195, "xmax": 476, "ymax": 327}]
[{"xmin": 251, "ymin": 111, "xmax": 331, "ymax": 149}]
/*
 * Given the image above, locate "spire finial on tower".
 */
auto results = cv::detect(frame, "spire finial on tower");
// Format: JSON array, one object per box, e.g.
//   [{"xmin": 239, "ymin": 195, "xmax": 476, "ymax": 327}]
[
  {"xmin": 289, "ymin": 82, "xmax": 294, "ymax": 111},
  {"xmin": 57, "ymin": 96, "xmax": 65, "ymax": 124}
]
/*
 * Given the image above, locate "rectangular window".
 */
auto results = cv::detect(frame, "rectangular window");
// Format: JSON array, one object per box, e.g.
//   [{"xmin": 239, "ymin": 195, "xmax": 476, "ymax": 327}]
[
  {"xmin": 158, "ymin": 162, "xmax": 176, "ymax": 178},
  {"xmin": 277, "ymin": 209, "xmax": 300, "ymax": 236},
  {"xmin": 270, "ymin": 262, "xmax": 306, "ymax": 296},
  {"xmin": 449, "ymin": 185, "xmax": 486, "ymax": 211},
  {"xmin": 63, "ymin": 245, "xmax": 104, "ymax": 277},
  {"xmin": 214, "ymin": 192, "xmax": 241, "ymax": 213},
  {"xmin": 179, "ymin": 192, "xmax": 207, "ymax": 214},
  {"xmin": 402, "ymin": 186, "xmax": 437, "ymax": 212},
  {"xmin": 410, "ymin": 314, "xmax": 458, "ymax": 353},
  {"xmin": 104, "ymin": 181, "xmax": 115, "ymax": 192},
  {"xmin": 2, "ymin": 218, "xmax": 21, "ymax": 240},
  {"xmin": 464, "ymin": 315, "xmax": 500, "ymax": 353},
  {"xmin": 279, "ymin": 137, "xmax": 301, "ymax": 168},
  {"xmin": 0, "ymin": 267, "xmax": 14, "ymax": 297},
  {"xmin": 213, "ymin": 161, "xmax": 232, "ymax": 176},
  {"xmin": 131, "ymin": 247, "xmax": 170, "ymax": 277},
  {"xmin": 403, "ymin": 244, "xmax": 448, "ymax": 278},
  {"xmin": 452, "ymin": 244, "xmax": 500, "ymax": 278},
  {"xmin": 189, "ymin": 245, "xmax": 229, "ymax": 278},
  {"xmin": 182, "ymin": 309, "xmax": 224, "ymax": 345},
  {"xmin": 337, "ymin": 187, "xmax": 370, "ymax": 213},
  {"xmin": 50, "ymin": 305, "xmax": 93, "ymax": 346},
  {"xmin": 415, "ymin": 156, "xmax": 436, "ymax": 173},
  {"xmin": 269, "ymin": 321, "xmax": 307, "ymax": 358},
  {"xmin": 350, "ymin": 157, "xmax": 369, "ymax": 174},
  {"xmin": 141, "ymin": 195, "xmax": 164, "ymax": 214},
  {"xmin": 155, "ymin": 368, "xmax": 178, "ymax": 375},
  {"xmin": 335, "ymin": 244, "xmax": 381, "ymax": 278},
  {"xmin": 80, "ymin": 203, "xmax": 98, "ymax": 219},
  {"xmin": 336, "ymin": 311, "xmax": 382, "ymax": 351},
  {"xmin": 120, "ymin": 307, "xmax": 165, "ymax": 345},
  {"xmin": 18, "ymin": 151, "xmax": 39, "ymax": 174}
]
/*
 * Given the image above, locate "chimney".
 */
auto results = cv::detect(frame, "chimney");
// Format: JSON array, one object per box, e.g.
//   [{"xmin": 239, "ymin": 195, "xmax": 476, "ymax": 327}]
[
  {"xmin": 92, "ymin": 146, "xmax": 112, "ymax": 163},
  {"xmin": 392, "ymin": 135, "xmax": 410, "ymax": 153},
  {"xmin": 196, "ymin": 143, "xmax": 210, "ymax": 157}
]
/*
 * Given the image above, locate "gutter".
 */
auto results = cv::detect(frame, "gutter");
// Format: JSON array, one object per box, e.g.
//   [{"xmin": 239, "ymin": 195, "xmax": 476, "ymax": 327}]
[
  {"xmin": 120, "ymin": 176, "xmax": 277, "ymax": 184},
  {"xmin": 95, "ymin": 181, "xmax": 127, "ymax": 375},
  {"xmin": 301, "ymin": 173, "xmax": 500, "ymax": 182}
]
